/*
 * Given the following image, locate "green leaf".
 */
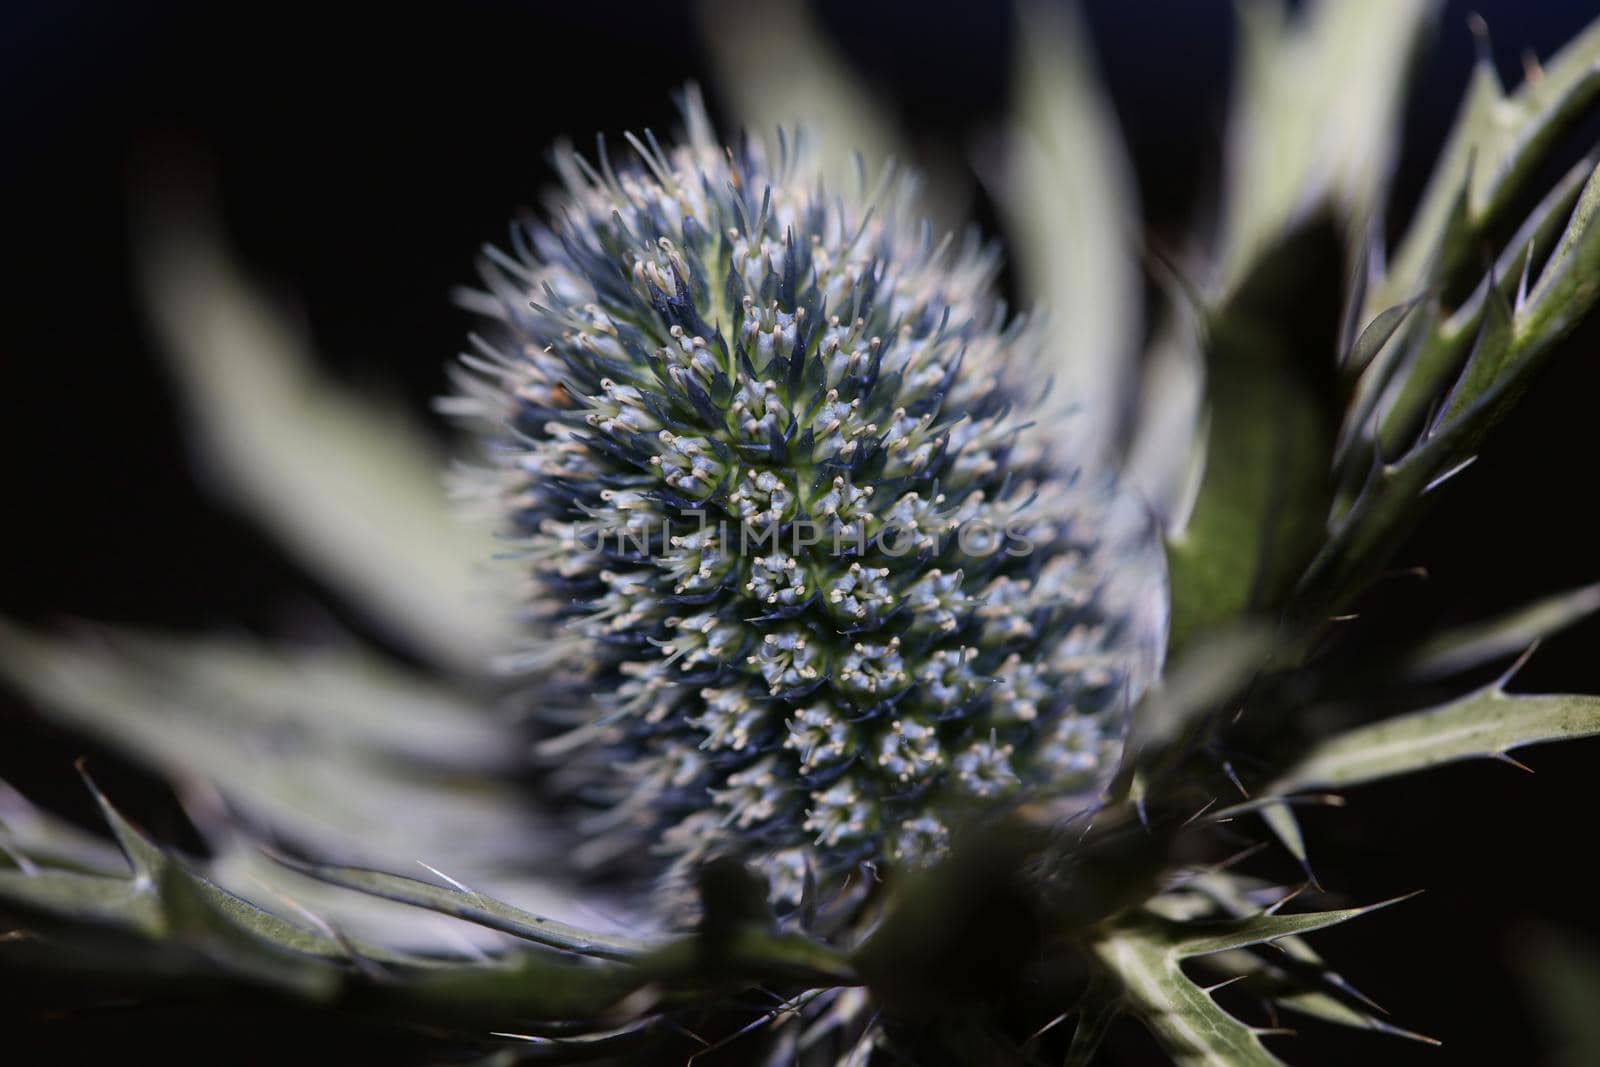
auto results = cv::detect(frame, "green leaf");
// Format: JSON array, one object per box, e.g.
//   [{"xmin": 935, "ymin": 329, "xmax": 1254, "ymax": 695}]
[
  {"xmin": 275, "ymin": 857, "xmax": 649, "ymax": 962},
  {"xmin": 1061, "ymin": 970, "xmax": 1123, "ymax": 1067},
  {"xmin": 1159, "ymin": 899, "xmax": 1405, "ymax": 959},
  {"xmin": 1274, "ymin": 989, "xmax": 1438, "ymax": 1045},
  {"xmin": 1370, "ymin": 12, "xmax": 1600, "ymax": 318},
  {"xmin": 1258, "ymin": 801, "xmax": 1312, "ymax": 876},
  {"xmin": 1301, "ymin": 162, "xmax": 1600, "ymax": 614},
  {"xmin": 1514, "ymin": 155, "xmax": 1600, "ymax": 351},
  {"xmin": 1165, "ymin": 223, "xmax": 1341, "ymax": 652},
  {"xmin": 1273, "ymin": 686, "xmax": 1600, "ymax": 792},
  {"xmin": 1434, "ymin": 276, "xmax": 1515, "ymax": 426},
  {"xmin": 1357, "ymin": 152, "xmax": 1594, "ymax": 468},
  {"xmin": 0, "ymin": 774, "xmax": 346, "ymax": 999},
  {"xmin": 1169, "ymin": 0, "xmax": 1438, "ymax": 646},
  {"xmin": 1199, "ymin": 947, "xmax": 1439, "ymax": 1045},
  {"xmin": 1001, "ymin": 0, "xmax": 1142, "ymax": 461},
  {"xmin": 1089, "ymin": 917, "xmax": 1286, "ymax": 1066},
  {"xmin": 1341, "ymin": 293, "xmax": 1425, "ymax": 378},
  {"xmin": 0, "ymin": 780, "xmax": 856, "ymax": 1038},
  {"xmin": 132, "ymin": 204, "xmax": 519, "ymax": 675},
  {"xmin": 1093, "ymin": 890, "xmax": 1418, "ymax": 1065},
  {"xmin": 1405, "ymin": 581, "xmax": 1600, "ymax": 680}
]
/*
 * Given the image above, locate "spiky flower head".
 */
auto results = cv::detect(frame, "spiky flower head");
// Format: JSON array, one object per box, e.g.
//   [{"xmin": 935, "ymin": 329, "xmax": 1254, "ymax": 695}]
[{"xmin": 449, "ymin": 90, "xmax": 1161, "ymax": 911}]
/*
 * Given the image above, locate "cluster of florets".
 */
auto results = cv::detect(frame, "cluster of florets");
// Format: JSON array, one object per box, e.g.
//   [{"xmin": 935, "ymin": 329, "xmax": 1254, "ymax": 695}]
[{"xmin": 448, "ymin": 92, "xmax": 1148, "ymax": 909}]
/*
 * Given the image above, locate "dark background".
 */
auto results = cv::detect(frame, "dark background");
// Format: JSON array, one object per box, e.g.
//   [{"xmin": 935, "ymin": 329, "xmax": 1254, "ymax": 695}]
[{"xmin": 3, "ymin": 1, "xmax": 1600, "ymax": 1063}]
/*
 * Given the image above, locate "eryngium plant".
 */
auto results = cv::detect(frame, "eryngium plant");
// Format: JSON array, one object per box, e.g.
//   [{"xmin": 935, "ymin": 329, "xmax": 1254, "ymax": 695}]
[
  {"xmin": 6, "ymin": 2, "xmax": 1600, "ymax": 1064},
  {"xmin": 444, "ymin": 100, "xmax": 1159, "ymax": 906}
]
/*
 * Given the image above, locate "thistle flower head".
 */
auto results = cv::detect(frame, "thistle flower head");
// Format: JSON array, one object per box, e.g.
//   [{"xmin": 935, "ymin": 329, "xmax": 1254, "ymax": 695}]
[{"xmin": 450, "ymin": 90, "xmax": 1161, "ymax": 910}]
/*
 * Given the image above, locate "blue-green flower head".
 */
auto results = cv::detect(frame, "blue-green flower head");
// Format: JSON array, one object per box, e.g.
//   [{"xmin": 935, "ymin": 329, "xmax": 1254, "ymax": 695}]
[{"xmin": 449, "ymin": 89, "xmax": 1164, "ymax": 910}]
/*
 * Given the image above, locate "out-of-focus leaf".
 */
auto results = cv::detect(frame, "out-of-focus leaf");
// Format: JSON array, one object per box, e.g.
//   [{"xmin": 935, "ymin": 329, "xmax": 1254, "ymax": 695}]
[
  {"xmin": 1258, "ymin": 801, "xmax": 1311, "ymax": 876},
  {"xmin": 1165, "ymin": 224, "xmax": 1340, "ymax": 652},
  {"xmin": 1154, "ymin": 0, "xmax": 1430, "ymax": 569},
  {"xmin": 0, "ymin": 622, "xmax": 556, "ymax": 882},
  {"xmin": 1272, "ymin": 686, "xmax": 1600, "ymax": 792},
  {"xmin": 134, "ymin": 207, "xmax": 518, "ymax": 675},
  {"xmin": 1369, "ymin": 13, "xmax": 1600, "ymax": 318},
  {"xmin": 1216, "ymin": 0, "xmax": 1434, "ymax": 296},
  {"xmin": 698, "ymin": 1, "xmax": 924, "ymax": 196},
  {"xmin": 1125, "ymin": 297, "xmax": 1206, "ymax": 528},
  {"xmin": 77, "ymin": 630, "xmax": 517, "ymax": 771},
  {"xmin": 1001, "ymin": 1, "xmax": 1142, "ymax": 462},
  {"xmin": 0, "ymin": 779, "xmax": 127, "ymax": 876},
  {"xmin": 1405, "ymin": 581, "xmax": 1600, "ymax": 680},
  {"xmin": 1514, "ymin": 925, "xmax": 1600, "ymax": 1067}
]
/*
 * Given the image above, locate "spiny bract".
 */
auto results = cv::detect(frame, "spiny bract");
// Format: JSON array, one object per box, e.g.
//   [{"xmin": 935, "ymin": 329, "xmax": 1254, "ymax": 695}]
[{"xmin": 448, "ymin": 91, "xmax": 1158, "ymax": 908}]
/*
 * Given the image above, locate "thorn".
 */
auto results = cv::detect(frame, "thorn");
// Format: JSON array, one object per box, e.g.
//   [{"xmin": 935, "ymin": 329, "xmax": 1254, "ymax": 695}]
[
  {"xmin": 1369, "ymin": 888, "xmax": 1428, "ymax": 913},
  {"xmin": 1213, "ymin": 842, "xmax": 1270, "ymax": 872},
  {"xmin": 1521, "ymin": 48, "xmax": 1544, "ymax": 85},
  {"xmin": 0, "ymin": 840, "xmax": 37, "ymax": 877},
  {"xmin": 1515, "ymin": 242, "xmax": 1536, "ymax": 311},
  {"xmin": 1252, "ymin": 1026, "xmax": 1298, "ymax": 1038},
  {"xmin": 1491, "ymin": 751, "xmax": 1535, "ymax": 774},
  {"xmin": 1466, "ymin": 13, "xmax": 1492, "ymax": 67},
  {"xmin": 1027, "ymin": 1011, "xmax": 1072, "ymax": 1042},
  {"xmin": 1302, "ymin": 866, "xmax": 1325, "ymax": 894},
  {"xmin": 1183, "ymin": 797, "xmax": 1218, "ymax": 826},
  {"xmin": 1326, "ymin": 973, "xmax": 1389, "ymax": 1016},
  {"xmin": 668, "ymin": 1018, "xmax": 712, "ymax": 1049},
  {"xmin": 1264, "ymin": 884, "xmax": 1311, "ymax": 915},
  {"xmin": 1381, "ymin": 565, "xmax": 1430, "ymax": 582},
  {"xmin": 1423, "ymin": 455, "xmax": 1477, "ymax": 494},
  {"xmin": 1495, "ymin": 640, "xmax": 1540, "ymax": 691},
  {"xmin": 418, "ymin": 861, "xmax": 479, "ymax": 896},
  {"xmin": 1221, "ymin": 760, "xmax": 1250, "ymax": 798},
  {"xmin": 1204, "ymin": 974, "xmax": 1249, "ymax": 995}
]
